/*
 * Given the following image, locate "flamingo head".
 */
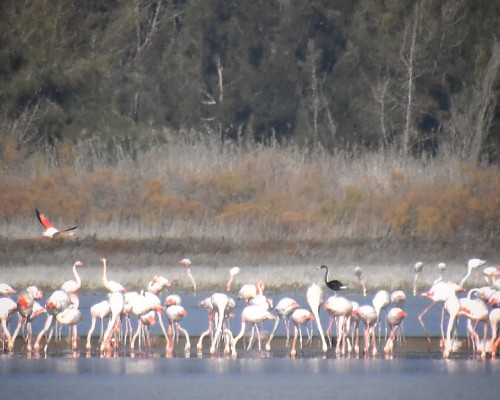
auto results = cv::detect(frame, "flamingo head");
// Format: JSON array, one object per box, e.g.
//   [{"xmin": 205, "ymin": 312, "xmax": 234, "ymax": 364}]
[
  {"xmin": 99, "ymin": 258, "xmax": 106, "ymax": 266},
  {"xmin": 414, "ymin": 262, "xmax": 424, "ymax": 273},
  {"xmin": 180, "ymin": 258, "xmax": 191, "ymax": 270},
  {"xmin": 75, "ymin": 261, "xmax": 83, "ymax": 267}
]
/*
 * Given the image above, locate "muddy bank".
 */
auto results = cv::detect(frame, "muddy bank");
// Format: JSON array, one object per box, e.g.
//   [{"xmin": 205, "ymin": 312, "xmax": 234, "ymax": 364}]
[{"xmin": 1, "ymin": 236, "xmax": 498, "ymax": 268}]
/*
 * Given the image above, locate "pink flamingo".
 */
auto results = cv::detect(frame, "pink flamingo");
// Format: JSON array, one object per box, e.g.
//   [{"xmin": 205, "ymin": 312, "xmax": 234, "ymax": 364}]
[
  {"xmin": 290, "ymin": 308, "xmax": 315, "ymax": 357},
  {"xmin": 61, "ymin": 261, "xmax": 84, "ymax": 308},
  {"xmin": 307, "ymin": 283, "xmax": 328, "ymax": 353},
  {"xmin": 35, "ymin": 208, "xmax": 77, "ymax": 238},
  {"xmin": 180, "ymin": 259, "xmax": 197, "ymax": 293},
  {"xmin": 353, "ymin": 304, "xmax": 378, "ymax": 357},
  {"xmin": 0, "ymin": 283, "xmax": 16, "ymax": 297},
  {"xmin": 13, "ymin": 286, "xmax": 43, "ymax": 352},
  {"xmin": 323, "ymin": 295, "xmax": 353, "ymax": 355},
  {"xmin": 383, "ymin": 307, "xmax": 407, "ymax": 355},
  {"xmin": 100, "ymin": 258, "xmax": 127, "ymax": 293},
  {"xmin": 129, "ymin": 292, "xmax": 164, "ymax": 352},
  {"xmin": 165, "ymin": 304, "xmax": 190, "ymax": 355},
  {"xmin": 86, "ymin": 299, "xmax": 111, "ymax": 351},
  {"xmin": 100, "ymin": 291, "xmax": 125, "ymax": 354},
  {"xmin": 55, "ymin": 305, "xmax": 82, "ymax": 351},
  {"xmin": 459, "ymin": 289, "xmax": 490, "ymax": 358},
  {"xmin": 226, "ymin": 267, "xmax": 241, "ymax": 292},
  {"xmin": 0, "ymin": 297, "xmax": 17, "ymax": 351},
  {"xmin": 231, "ymin": 305, "xmax": 275, "ymax": 357},
  {"xmin": 266, "ymin": 297, "xmax": 300, "ymax": 351}
]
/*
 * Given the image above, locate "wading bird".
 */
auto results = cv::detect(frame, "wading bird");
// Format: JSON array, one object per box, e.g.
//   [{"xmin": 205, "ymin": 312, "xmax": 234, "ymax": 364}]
[{"xmin": 318, "ymin": 265, "xmax": 347, "ymax": 295}]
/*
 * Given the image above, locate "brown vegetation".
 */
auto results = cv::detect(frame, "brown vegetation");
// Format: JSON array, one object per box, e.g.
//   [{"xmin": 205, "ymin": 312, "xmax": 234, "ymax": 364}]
[{"xmin": 1, "ymin": 133, "xmax": 498, "ymax": 249}]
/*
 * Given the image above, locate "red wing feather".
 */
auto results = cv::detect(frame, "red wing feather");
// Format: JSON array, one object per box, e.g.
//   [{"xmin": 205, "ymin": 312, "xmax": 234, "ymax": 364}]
[{"xmin": 35, "ymin": 208, "xmax": 54, "ymax": 229}]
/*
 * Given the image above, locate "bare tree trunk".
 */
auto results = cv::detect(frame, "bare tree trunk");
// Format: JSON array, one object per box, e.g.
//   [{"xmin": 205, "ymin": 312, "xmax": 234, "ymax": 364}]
[
  {"xmin": 401, "ymin": 2, "xmax": 421, "ymax": 157},
  {"xmin": 469, "ymin": 40, "xmax": 500, "ymax": 161},
  {"xmin": 371, "ymin": 76, "xmax": 390, "ymax": 148}
]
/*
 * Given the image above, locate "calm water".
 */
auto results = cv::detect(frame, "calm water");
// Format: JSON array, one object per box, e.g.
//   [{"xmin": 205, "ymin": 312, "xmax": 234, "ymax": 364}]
[
  {"xmin": 1, "ymin": 291, "xmax": 499, "ymax": 400},
  {"xmin": 0, "ymin": 356, "xmax": 497, "ymax": 400}
]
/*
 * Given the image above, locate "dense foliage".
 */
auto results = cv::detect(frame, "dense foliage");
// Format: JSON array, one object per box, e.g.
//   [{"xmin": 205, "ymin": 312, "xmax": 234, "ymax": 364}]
[{"xmin": 0, "ymin": 0, "xmax": 499, "ymax": 160}]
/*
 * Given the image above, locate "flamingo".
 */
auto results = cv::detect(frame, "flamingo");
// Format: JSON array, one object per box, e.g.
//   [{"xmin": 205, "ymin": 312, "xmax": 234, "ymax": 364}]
[
  {"xmin": 180, "ymin": 259, "xmax": 196, "ymax": 293},
  {"xmin": 353, "ymin": 304, "xmax": 378, "ymax": 356},
  {"xmin": 459, "ymin": 289, "xmax": 490, "ymax": 358},
  {"xmin": 61, "ymin": 261, "xmax": 83, "ymax": 308},
  {"xmin": 165, "ymin": 304, "xmax": 190, "ymax": 355},
  {"xmin": 55, "ymin": 305, "xmax": 82, "ymax": 351},
  {"xmin": 86, "ymin": 300, "xmax": 111, "ymax": 351},
  {"xmin": 197, "ymin": 297, "xmax": 215, "ymax": 352},
  {"xmin": 231, "ymin": 305, "xmax": 275, "ymax": 357},
  {"xmin": 306, "ymin": 283, "xmax": 328, "ymax": 353},
  {"xmin": 390, "ymin": 290, "xmax": 406, "ymax": 307},
  {"xmin": 442, "ymin": 290, "xmax": 463, "ymax": 359},
  {"xmin": 34, "ymin": 289, "xmax": 72, "ymax": 352},
  {"xmin": 35, "ymin": 208, "xmax": 78, "ymax": 238},
  {"xmin": 209, "ymin": 292, "xmax": 233, "ymax": 355},
  {"xmin": 0, "ymin": 283, "xmax": 16, "ymax": 297},
  {"xmin": 318, "ymin": 265, "xmax": 347, "ymax": 295},
  {"xmin": 354, "ymin": 267, "xmax": 367, "ymax": 296},
  {"xmin": 459, "ymin": 258, "xmax": 486, "ymax": 288},
  {"xmin": 0, "ymin": 297, "xmax": 18, "ymax": 351},
  {"xmin": 433, "ymin": 262, "xmax": 447, "ymax": 284},
  {"xmin": 129, "ymin": 292, "xmax": 164, "ymax": 352},
  {"xmin": 265, "ymin": 297, "xmax": 300, "ymax": 351},
  {"xmin": 100, "ymin": 258, "xmax": 126, "ymax": 293},
  {"xmin": 372, "ymin": 289, "xmax": 390, "ymax": 340},
  {"xmin": 100, "ymin": 291, "xmax": 125, "ymax": 354},
  {"xmin": 147, "ymin": 275, "xmax": 171, "ymax": 294},
  {"xmin": 413, "ymin": 261, "xmax": 424, "ymax": 296},
  {"xmin": 383, "ymin": 307, "xmax": 407, "ymax": 355},
  {"xmin": 489, "ymin": 308, "xmax": 500, "ymax": 358},
  {"xmin": 290, "ymin": 308, "xmax": 315, "ymax": 357},
  {"xmin": 226, "ymin": 267, "xmax": 241, "ymax": 292},
  {"xmin": 238, "ymin": 280, "xmax": 265, "ymax": 303},
  {"xmin": 419, "ymin": 281, "xmax": 464, "ymax": 343},
  {"xmin": 323, "ymin": 295, "xmax": 353, "ymax": 355},
  {"xmin": 12, "ymin": 286, "xmax": 43, "ymax": 352}
]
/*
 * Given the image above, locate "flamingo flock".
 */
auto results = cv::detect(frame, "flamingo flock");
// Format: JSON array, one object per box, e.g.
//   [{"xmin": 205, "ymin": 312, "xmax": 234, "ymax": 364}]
[{"xmin": 1, "ymin": 255, "xmax": 500, "ymax": 360}]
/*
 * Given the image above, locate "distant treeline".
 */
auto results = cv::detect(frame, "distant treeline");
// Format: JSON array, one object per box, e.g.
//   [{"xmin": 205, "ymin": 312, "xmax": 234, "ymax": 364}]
[{"xmin": 0, "ymin": 0, "xmax": 499, "ymax": 162}]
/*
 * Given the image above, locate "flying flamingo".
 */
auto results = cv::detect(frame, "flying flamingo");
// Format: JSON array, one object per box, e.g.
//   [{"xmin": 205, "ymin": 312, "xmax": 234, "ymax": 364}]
[
  {"xmin": 318, "ymin": 265, "xmax": 347, "ymax": 295},
  {"xmin": 180, "ymin": 259, "xmax": 197, "ymax": 293},
  {"xmin": 290, "ymin": 308, "xmax": 315, "ymax": 357},
  {"xmin": 231, "ymin": 305, "xmax": 275, "ymax": 357},
  {"xmin": 413, "ymin": 261, "xmax": 424, "ymax": 296},
  {"xmin": 61, "ymin": 261, "xmax": 84, "ymax": 308},
  {"xmin": 100, "ymin": 258, "xmax": 127, "ymax": 293},
  {"xmin": 383, "ymin": 307, "xmax": 407, "ymax": 355},
  {"xmin": 226, "ymin": 267, "xmax": 241, "ymax": 292},
  {"xmin": 265, "ymin": 297, "xmax": 300, "ymax": 351},
  {"xmin": 306, "ymin": 283, "xmax": 328, "ymax": 353},
  {"xmin": 459, "ymin": 258, "xmax": 486, "ymax": 288},
  {"xmin": 35, "ymin": 208, "xmax": 78, "ymax": 238},
  {"xmin": 86, "ymin": 299, "xmax": 111, "ymax": 351},
  {"xmin": 354, "ymin": 267, "xmax": 367, "ymax": 296}
]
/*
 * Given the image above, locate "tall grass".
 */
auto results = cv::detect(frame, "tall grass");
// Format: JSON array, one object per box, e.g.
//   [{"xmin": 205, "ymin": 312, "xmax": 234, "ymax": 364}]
[{"xmin": 0, "ymin": 128, "xmax": 498, "ymax": 241}]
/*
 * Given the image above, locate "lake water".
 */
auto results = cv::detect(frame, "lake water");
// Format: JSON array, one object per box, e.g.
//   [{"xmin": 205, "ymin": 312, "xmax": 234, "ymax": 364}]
[{"xmin": 1, "ymin": 291, "xmax": 499, "ymax": 400}]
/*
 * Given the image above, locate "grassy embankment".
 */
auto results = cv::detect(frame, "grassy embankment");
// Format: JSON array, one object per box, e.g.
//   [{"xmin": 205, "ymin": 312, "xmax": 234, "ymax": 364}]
[{"xmin": 0, "ymin": 131, "xmax": 498, "ymax": 276}]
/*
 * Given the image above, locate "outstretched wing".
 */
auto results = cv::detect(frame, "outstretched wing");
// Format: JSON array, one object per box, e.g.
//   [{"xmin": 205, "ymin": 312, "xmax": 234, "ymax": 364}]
[
  {"xmin": 63, "ymin": 226, "xmax": 78, "ymax": 232},
  {"xmin": 35, "ymin": 208, "xmax": 53, "ymax": 229}
]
